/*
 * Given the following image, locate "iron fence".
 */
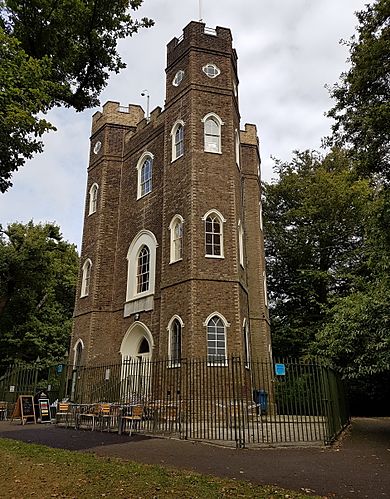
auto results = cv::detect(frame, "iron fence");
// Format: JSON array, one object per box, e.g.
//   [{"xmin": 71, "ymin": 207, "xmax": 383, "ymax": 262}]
[{"xmin": 0, "ymin": 357, "xmax": 349, "ymax": 447}]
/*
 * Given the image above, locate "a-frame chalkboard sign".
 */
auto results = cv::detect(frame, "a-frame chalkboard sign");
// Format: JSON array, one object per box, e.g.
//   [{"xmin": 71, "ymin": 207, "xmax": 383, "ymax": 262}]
[{"xmin": 11, "ymin": 395, "xmax": 36, "ymax": 425}]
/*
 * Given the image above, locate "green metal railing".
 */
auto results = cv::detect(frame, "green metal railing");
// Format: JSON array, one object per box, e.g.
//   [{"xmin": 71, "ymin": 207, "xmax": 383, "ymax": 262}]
[{"xmin": 0, "ymin": 357, "xmax": 349, "ymax": 446}]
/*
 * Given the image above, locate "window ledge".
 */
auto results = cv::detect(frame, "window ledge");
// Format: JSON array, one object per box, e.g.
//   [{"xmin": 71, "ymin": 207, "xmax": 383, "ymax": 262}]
[
  {"xmin": 204, "ymin": 150, "xmax": 222, "ymax": 155},
  {"xmin": 205, "ymin": 254, "xmax": 225, "ymax": 259},
  {"xmin": 207, "ymin": 362, "xmax": 228, "ymax": 367},
  {"xmin": 124, "ymin": 295, "xmax": 154, "ymax": 317},
  {"xmin": 171, "ymin": 154, "xmax": 184, "ymax": 164},
  {"xmin": 169, "ymin": 258, "xmax": 183, "ymax": 265}
]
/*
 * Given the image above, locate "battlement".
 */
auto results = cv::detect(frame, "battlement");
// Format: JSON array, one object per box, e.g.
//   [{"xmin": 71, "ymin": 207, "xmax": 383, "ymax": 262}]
[
  {"xmin": 92, "ymin": 101, "xmax": 145, "ymax": 135},
  {"xmin": 240, "ymin": 124, "xmax": 259, "ymax": 146},
  {"xmin": 167, "ymin": 21, "xmax": 237, "ymax": 70}
]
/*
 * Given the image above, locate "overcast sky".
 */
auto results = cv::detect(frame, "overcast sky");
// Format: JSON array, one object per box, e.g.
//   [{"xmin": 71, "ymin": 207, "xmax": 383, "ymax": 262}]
[{"xmin": 0, "ymin": 0, "xmax": 366, "ymax": 250}]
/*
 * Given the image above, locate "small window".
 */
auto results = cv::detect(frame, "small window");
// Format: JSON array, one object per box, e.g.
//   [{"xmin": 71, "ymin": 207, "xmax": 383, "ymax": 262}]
[
  {"xmin": 202, "ymin": 113, "xmax": 223, "ymax": 153},
  {"xmin": 169, "ymin": 317, "xmax": 182, "ymax": 366},
  {"xmin": 81, "ymin": 259, "xmax": 92, "ymax": 297},
  {"xmin": 88, "ymin": 183, "xmax": 99, "ymax": 215},
  {"xmin": 171, "ymin": 121, "xmax": 185, "ymax": 161},
  {"xmin": 137, "ymin": 245, "xmax": 150, "ymax": 294},
  {"xmin": 259, "ymin": 202, "xmax": 263, "ymax": 231},
  {"xmin": 172, "ymin": 70, "xmax": 184, "ymax": 86},
  {"xmin": 233, "ymin": 80, "xmax": 238, "ymax": 97},
  {"xmin": 263, "ymin": 270, "xmax": 268, "ymax": 307},
  {"xmin": 74, "ymin": 340, "xmax": 84, "ymax": 367},
  {"xmin": 206, "ymin": 315, "xmax": 227, "ymax": 365},
  {"xmin": 203, "ymin": 210, "xmax": 225, "ymax": 258},
  {"xmin": 169, "ymin": 215, "xmax": 184, "ymax": 263},
  {"xmin": 243, "ymin": 320, "xmax": 250, "ymax": 368},
  {"xmin": 202, "ymin": 63, "xmax": 220, "ymax": 78},
  {"xmin": 235, "ymin": 130, "xmax": 240, "ymax": 168},
  {"xmin": 238, "ymin": 220, "xmax": 244, "ymax": 267},
  {"xmin": 136, "ymin": 153, "xmax": 153, "ymax": 199}
]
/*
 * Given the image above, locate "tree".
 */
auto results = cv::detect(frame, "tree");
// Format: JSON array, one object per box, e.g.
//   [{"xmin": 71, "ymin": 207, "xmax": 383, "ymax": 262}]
[
  {"xmin": 263, "ymin": 149, "xmax": 371, "ymax": 357},
  {"xmin": 0, "ymin": 221, "xmax": 79, "ymax": 364},
  {"xmin": 0, "ymin": 0, "xmax": 153, "ymax": 191},
  {"xmin": 326, "ymin": 0, "xmax": 390, "ymax": 183}
]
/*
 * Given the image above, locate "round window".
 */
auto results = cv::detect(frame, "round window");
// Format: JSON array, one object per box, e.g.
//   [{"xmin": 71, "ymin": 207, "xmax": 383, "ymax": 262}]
[
  {"xmin": 202, "ymin": 63, "xmax": 220, "ymax": 78},
  {"xmin": 93, "ymin": 141, "xmax": 102, "ymax": 154},
  {"xmin": 172, "ymin": 70, "xmax": 184, "ymax": 87}
]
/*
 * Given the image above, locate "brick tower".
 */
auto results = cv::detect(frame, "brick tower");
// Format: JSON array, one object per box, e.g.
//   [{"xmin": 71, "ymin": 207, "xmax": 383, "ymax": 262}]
[{"xmin": 71, "ymin": 21, "xmax": 271, "ymax": 370}]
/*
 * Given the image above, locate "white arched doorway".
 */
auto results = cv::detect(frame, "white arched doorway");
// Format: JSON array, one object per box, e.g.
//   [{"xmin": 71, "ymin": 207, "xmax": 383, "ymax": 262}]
[{"xmin": 120, "ymin": 322, "xmax": 154, "ymax": 402}]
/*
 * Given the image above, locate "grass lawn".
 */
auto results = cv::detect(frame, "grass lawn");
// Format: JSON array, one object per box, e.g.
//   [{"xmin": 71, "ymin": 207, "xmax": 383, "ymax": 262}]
[{"xmin": 0, "ymin": 438, "xmax": 321, "ymax": 498}]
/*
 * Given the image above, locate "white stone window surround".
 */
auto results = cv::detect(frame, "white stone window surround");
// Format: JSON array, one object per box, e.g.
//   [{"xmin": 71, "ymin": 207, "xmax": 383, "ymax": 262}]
[
  {"xmin": 243, "ymin": 318, "xmax": 250, "ymax": 368},
  {"xmin": 263, "ymin": 270, "xmax": 268, "ymax": 307},
  {"xmin": 125, "ymin": 230, "xmax": 158, "ymax": 316},
  {"xmin": 88, "ymin": 183, "xmax": 99, "ymax": 215},
  {"xmin": 259, "ymin": 201, "xmax": 263, "ymax": 231},
  {"xmin": 202, "ymin": 63, "xmax": 221, "ymax": 78},
  {"xmin": 73, "ymin": 338, "xmax": 84, "ymax": 367},
  {"xmin": 202, "ymin": 209, "xmax": 226, "ymax": 259},
  {"xmin": 169, "ymin": 214, "xmax": 184, "ymax": 263},
  {"xmin": 238, "ymin": 219, "xmax": 244, "ymax": 267},
  {"xmin": 204, "ymin": 312, "xmax": 230, "ymax": 366},
  {"xmin": 170, "ymin": 120, "xmax": 185, "ymax": 162},
  {"xmin": 201, "ymin": 113, "xmax": 224, "ymax": 154},
  {"xmin": 80, "ymin": 258, "xmax": 92, "ymax": 297},
  {"xmin": 167, "ymin": 315, "xmax": 184, "ymax": 367},
  {"xmin": 172, "ymin": 69, "xmax": 184, "ymax": 86},
  {"xmin": 136, "ymin": 151, "xmax": 154, "ymax": 199},
  {"xmin": 235, "ymin": 129, "xmax": 240, "ymax": 168}
]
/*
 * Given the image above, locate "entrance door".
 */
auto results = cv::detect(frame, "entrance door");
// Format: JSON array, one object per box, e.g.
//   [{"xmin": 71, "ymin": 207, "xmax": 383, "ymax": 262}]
[{"xmin": 120, "ymin": 323, "xmax": 153, "ymax": 403}]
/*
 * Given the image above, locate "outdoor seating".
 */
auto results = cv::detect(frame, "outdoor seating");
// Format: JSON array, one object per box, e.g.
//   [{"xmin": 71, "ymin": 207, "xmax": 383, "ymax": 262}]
[
  {"xmin": 76, "ymin": 403, "xmax": 99, "ymax": 430},
  {"xmin": 118, "ymin": 404, "xmax": 143, "ymax": 435},
  {"xmin": 55, "ymin": 402, "xmax": 73, "ymax": 427},
  {"xmin": 0, "ymin": 401, "xmax": 8, "ymax": 420},
  {"xmin": 98, "ymin": 403, "xmax": 120, "ymax": 432}
]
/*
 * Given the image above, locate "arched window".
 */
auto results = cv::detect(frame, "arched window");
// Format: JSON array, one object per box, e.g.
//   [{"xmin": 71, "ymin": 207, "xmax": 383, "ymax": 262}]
[
  {"xmin": 168, "ymin": 316, "xmax": 183, "ymax": 366},
  {"xmin": 171, "ymin": 121, "xmax": 184, "ymax": 161},
  {"xmin": 263, "ymin": 270, "xmax": 268, "ymax": 307},
  {"xmin": 136, "ymin": 152, "xmax": 153, "ymax": 199},
  {"xmin": 169, "ymin": 215, "xmax": 184, "ymax": 263},
  {"xmin": 259, "ymin": 201, "xmax": 263, "ymax": 231},
  {"xmin": 235, "ymin": 130, "xmax": 240, "ymax": 167},
  {"xmin": 205, "ymin": 313, "xmax": 229, "ymax": 365},
  {"xmin": 202, "ymin": 113, "xmax": 223, "ymax": 153},
  {"xmin": 202, "ymin": 209, "xmax": 226, "ymax": 258},
  {"xmin": 137, "ymin": 245, "xmax": 150, "ymax": 294},
  {"xmin": 238, "ymin": 220, "xmax": 244, "ymax": 267},
  {"xmin": 88, "ymin": 183, "xmax": 99, "ymax": 215},
  {"xmin": 125, "ymin": 230, "xmax": 158, "ymax": 316},
  {"xmin": 74, "ymin": 339, "xmax": 84, "ymax": 367},
  {"xmin": 243, "ymin": 319, "xmax": 250, "ymax": 368},
  {"xmin": 81, "ymin": 259, "xmax": 92, "ymax": 297}
]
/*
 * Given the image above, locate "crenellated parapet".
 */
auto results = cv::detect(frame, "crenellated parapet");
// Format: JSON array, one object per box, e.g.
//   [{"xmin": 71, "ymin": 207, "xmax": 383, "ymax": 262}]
[{"xmin": 91, "ymin": 101, "xmax": 145, "ymax": 135}]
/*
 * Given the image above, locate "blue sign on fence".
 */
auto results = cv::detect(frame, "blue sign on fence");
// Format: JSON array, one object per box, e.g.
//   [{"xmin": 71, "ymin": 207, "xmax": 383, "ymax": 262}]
[
  {"xmin": 56, "ymin": 364, "xmax": 63, "ymax": 374},
  {"xmin": 274, "ymin": 363, "xmax": 286, "ymax": 376}
]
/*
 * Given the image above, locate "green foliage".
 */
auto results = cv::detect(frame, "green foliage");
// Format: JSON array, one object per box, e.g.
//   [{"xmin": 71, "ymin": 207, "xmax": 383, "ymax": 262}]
[
  {"xmin": 312, "ymin": 281, "xmax": 390, "ymax": 378},
  {"xmin": 0, "ymin": 28, "xmax": 57, "ymax": 192},
  {"xmin": 0, "ymin": 221, "xmax": 79, "ymax": 364},
  {"xmin": 326, "ymin": 0, "xmax": 390, "ymax": 183},
  {"xmin": 0, "ymin": 0, "xmax": 153, "ymax": 191},
  {"xmin": 263, "ymin": 149, "xmax": 371, "ymax": 357}
]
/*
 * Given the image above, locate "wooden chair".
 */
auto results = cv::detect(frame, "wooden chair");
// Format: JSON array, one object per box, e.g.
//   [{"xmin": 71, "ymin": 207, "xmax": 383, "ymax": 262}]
[
  {"xmin": 118, "ymin": 404, "xmax": 143, "ymax": 435},
  {"xmin": 0, "ymin": 401, "xmax": 8, "ymax": 420},
  {"xmin": 77, "ymin": 404, "xmax": 99, "ymax": 430},
  {"xmin": 98, "ymin": 403, "xmax": 119, "ymax": 432},
  {"xmin": 55, "ymin": 403, "xmax": 73, "ymax": 427}
]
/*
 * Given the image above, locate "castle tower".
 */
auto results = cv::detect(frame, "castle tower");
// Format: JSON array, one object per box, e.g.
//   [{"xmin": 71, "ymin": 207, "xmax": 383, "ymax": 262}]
[{"xmin": 71, "ymin": 21, "xmax": 271, "ymax": 370}]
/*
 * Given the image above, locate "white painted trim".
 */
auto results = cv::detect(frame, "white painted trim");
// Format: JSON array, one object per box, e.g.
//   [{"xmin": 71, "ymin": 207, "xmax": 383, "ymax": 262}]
[
  {"xmin": 169, "ymin": 214, "xmax": 184, "ymax": 263},
  {"xmin": 136, "ymin": 151, "xmax": 154, "ymax": 199},
  {"xmin": 170, "ymin": 120, "xmax": 185, "ymax": 162},
  {"xmin": 80, "ymin": 258, "xmax": 92, "ymax": 297},
  {"xmin": 203, "ymin": 311, "xmax": 230, "ymax": 328},
  {"xmin": 120, "ymin": 321, "xmax": 154, "ymax": 359},
  {"xmin": 126, "ymin": 230, "xmax": 158, "ymax": 302},
  {"xmin": 88, "ymin": 183, "xmax": 99, "ymax": 215}
]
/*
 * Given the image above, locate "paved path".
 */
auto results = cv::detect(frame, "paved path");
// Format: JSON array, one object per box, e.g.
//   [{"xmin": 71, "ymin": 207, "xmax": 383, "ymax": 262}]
[{"xmin": 0, "ymin": 417, "xmax": 389, "ymax": 498}]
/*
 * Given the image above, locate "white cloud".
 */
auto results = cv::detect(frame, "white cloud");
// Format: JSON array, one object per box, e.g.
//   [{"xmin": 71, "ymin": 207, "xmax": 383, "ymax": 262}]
[{"xmin": 0, "ymin": 0, "xmax": 367, "ymax": 249}]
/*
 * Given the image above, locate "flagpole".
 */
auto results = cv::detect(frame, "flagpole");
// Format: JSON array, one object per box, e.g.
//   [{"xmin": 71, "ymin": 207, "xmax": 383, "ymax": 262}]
[{"xmin": 198, "ymin": 0, "xmax": 203, "ymax": 22}]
